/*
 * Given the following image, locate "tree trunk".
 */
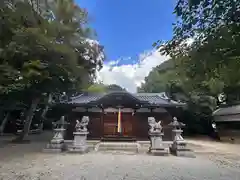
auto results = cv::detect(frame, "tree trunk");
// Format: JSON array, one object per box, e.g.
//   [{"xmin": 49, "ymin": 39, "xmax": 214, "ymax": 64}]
[
  {"xmin": 16, "ymin": 98, "xmax": 40, "ymax": 141},
  {"xmin": 39, "ymin": 94, "xmax": 52, "ymax": 132},
  {"xmin": 0, "ymin": 112, "xmax": 10, "ymax": 135}
]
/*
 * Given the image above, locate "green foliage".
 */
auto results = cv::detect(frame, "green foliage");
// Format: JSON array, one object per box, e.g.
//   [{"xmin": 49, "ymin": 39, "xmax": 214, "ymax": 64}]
[
  {"xmin": 106, "ymin": 84, "xmax": 126, "ymax": 92},
  {"xmin": 0, "ymin": 0, "xmax": 105, "ymax": 138},
  {"xmin": 86, "ymin": 83, "xmax": 107, "ymax": 93},
  {"xmin": 153, "ymin": 0, "xmax": 240, "ymax": 102},
  {"xmin": 138, "ymin": 59, "xmax": 188, "ymax": 94},
  {"xmin": 0, "ymin": 0, "xmax": 104, "ymax": 95},
  {"xmin": 138, "ymin": 58, "xmax": 217, "ymax": 135},
  {"xmin": 86, "ymin": 83, "xmax": 126, "ymax": 93}
]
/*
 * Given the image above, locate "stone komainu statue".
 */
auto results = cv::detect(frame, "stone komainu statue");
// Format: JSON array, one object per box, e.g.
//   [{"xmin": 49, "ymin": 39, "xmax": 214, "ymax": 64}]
[
  {"xmin": 75, "ymin": 116, "xmax": 89, "ymax": 132},
  {"xmin": 148, "ymin": 117, "xmax": 162, "ymax": 133}
]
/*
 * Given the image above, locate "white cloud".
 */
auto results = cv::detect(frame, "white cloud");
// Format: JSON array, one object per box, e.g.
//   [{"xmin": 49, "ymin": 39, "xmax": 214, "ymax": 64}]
[{"xmin": 96, "ymin": 49, "xmax": 169, "ymax": 93}]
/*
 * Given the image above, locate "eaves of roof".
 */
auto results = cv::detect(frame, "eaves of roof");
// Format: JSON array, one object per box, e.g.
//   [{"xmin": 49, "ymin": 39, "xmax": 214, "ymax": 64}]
[{"xmin": 65, "ymin": 92, "xmax": 186, "ymax": 107}]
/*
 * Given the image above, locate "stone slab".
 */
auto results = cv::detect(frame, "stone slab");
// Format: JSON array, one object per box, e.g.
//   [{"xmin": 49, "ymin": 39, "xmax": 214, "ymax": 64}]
[
  {"xmin": 95, "ymin": 142, "xmax": 140, "ymax": 152},
  {"xmin": 174, "ymin": 145, "xmax": 188, "ymax": 150},
  {"xmin": 43, "ymin": 142, "xmax": 64, "ymax": 153},
  {"xmin": 170, "ymin": 147, "xmax": 196, "ymax": 158},
  {"xmin": 175, "ymin": 150, "xmax": 196, "ymax": 158},
  {"xmin": 68, "ymin": 147, "xmax": 89, "ymax": 153},
  {"xmin": 51, "ymin": 139, "xmax": 64, "ymax": 144},
  {"xmin": 149, "ymin": 148, "xmax": 169, "ymax": 156},
  {"xmin": 42, "ymin": 148, "xmax": 62, "ymax": 153},
  {"xmin": 46, "ymin": 143, "xmax": 63, "ymax": 149}
]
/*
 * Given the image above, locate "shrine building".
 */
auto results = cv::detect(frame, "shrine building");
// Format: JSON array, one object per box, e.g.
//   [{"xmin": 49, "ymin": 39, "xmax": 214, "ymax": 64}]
[{"xmin": 57, "ymin": 91, "xmax": 185, "ymax": 141}]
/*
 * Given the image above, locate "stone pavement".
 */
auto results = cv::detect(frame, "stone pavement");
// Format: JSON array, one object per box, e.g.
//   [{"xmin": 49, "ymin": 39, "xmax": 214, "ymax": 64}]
[{"xmin": 0, "ymin": 151, "xmax": 240, "ymax": 180}]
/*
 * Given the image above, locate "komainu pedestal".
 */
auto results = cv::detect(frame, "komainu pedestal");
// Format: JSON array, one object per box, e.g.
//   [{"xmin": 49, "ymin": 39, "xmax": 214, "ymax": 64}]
[
  {"xmin": 169, "ymin": 117, "xmax": 195, "ymax": 158},
  {"xmin": 68, "ymin": 116, "xmax": 90, "ymax": 153},
  {"xmin": 148, "ymin": 117, "xmax": 169, "ymax": 156}
]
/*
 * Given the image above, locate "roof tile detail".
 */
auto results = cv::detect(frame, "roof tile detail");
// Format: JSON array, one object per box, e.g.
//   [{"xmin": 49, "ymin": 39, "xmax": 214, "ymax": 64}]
[{"xmin": 67, "ymin": 92, "xmax": 185, "ymax": 107}]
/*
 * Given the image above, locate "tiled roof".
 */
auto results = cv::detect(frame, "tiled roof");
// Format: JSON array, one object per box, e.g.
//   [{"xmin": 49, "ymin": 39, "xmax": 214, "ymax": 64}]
[
  {"xmin": 68, "ymin": 93, "xmax": 104, "ymax": 104},
  {"xmin": 213, "ymin": 105, "xmax": 240, "ymax": 116},
  {"xmin": 67, "ymin": 92, "xmax": 185, "ymax": 107},
  {"xmin": 135, "ymin": 93, "xmax": 170, "ymax": 105}
]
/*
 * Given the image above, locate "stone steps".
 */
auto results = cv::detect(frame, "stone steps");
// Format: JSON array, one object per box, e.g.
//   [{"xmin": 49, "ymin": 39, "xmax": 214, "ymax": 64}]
[{"xmin": 95, "ymin": 142, "xmax": 140, "ymax": 153}]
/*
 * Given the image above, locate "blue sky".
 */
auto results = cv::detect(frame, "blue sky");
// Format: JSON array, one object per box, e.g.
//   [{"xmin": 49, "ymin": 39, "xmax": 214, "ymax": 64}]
[
  {"xmin": 77, "ymin": 0, "xmax": 175, "ymax": 63},
  {"xmin": 76, "ymin": 0, "xmax": 176, "ymax": 92}
]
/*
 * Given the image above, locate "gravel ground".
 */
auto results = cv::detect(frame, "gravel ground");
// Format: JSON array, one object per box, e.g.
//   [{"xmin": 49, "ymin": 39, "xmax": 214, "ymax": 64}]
[
  {"xmin": 0, "ymin": 151, "xmax": 240, "ymax": 180},
  {"xmin": 0, "ymin": 135, "xmax": 240, "ymax": 180}
]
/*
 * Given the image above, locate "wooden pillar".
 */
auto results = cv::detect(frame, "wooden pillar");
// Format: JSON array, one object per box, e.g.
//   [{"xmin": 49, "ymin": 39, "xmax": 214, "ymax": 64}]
[
  {"xmin": 132, "ymin": 108, "xmax": 137, "ymax": 138},
  {"xmin": 100, "ymin": 107, "xmax": 104, "ymax": 138}
]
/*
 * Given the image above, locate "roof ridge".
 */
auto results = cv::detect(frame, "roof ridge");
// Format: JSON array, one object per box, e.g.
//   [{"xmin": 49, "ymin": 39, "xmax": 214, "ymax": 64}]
[
  {"xmin": 70, "ymin": 94, "xmax": 84, "ymax": 100},
  {"xmin": 156, "ymin": 93, "xmax": 170, "ymax": 101},
  {"xmin": 66, "ymin": 91, "xmax": 186, "ymax": 107}
]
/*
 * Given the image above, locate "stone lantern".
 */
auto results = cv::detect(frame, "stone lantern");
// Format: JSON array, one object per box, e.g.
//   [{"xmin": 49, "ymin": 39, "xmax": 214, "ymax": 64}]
[
  {"xmin": 168, "ymin": 117, "xmax": 195, "ymax": 157},
  {"xmin": 43, "ymin": 116, "xmax": 69, "ymax": 152}
]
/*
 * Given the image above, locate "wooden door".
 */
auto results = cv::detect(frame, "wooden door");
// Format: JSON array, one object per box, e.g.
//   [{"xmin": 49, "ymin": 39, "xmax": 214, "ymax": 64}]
[
  {"xmin": 121, "ymin": 113, "xmax": 134, "ymax": 137},
  {"xmin": 103, "ymin": 112, "xmax": 135, "ymax": 137},
  {"xmin": 103, "ymin": 113, "xmax": 117, "ymax": 137},
  {"xmin": 88, "ymin": 113, "xmax": 102, "ymax": 139}
]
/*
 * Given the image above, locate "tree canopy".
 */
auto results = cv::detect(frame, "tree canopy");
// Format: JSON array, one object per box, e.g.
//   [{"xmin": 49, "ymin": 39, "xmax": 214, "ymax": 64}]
[
  {"xmin": 137, "ymin": 59, "xmax": 182, "ymax": 93},
  {"xmin": 0, "ymin": 0, "xmax": 105, "ymax": 139},
  {"xmin": 153, "ymin": 0, "xmax": 240, "ymax": 101},
  {"xmin": 139, "ymin": 0, "xmax": 240, "ymax": 135},
  {"xmin": 86, "ymin": 83, "xmax": 126, "ymax": 93}
]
